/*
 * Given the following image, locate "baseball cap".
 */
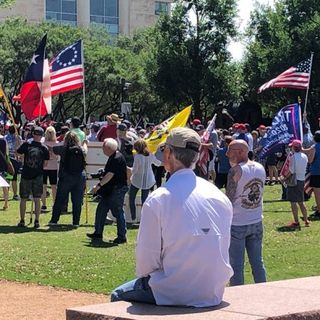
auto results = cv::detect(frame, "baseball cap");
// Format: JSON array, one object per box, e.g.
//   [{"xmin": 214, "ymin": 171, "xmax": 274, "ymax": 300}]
[
  {"xmin": 237, "ymin": 123, "xmax": 246, "ymax": 130},
  {"xmin": 195, "ymin": 124, "xmax": 205, "ymax": 132},
  {"xmin": 289, "ymin": 139, "xmax": 302, "ymax": 147},
  {"xmin": 166, "ymin": 127, "xmax": 201, "ymax": 152},
  {"xmin": 192, "ymin": 119, "xmax": 201, "ymax": 126},
  {"xmin": 33, "ymin": 126, "xmax": 44, "ymax": 136},
  {"xmin": 117, "ymin": 123, "xmax": 127, "ymax": 131}
]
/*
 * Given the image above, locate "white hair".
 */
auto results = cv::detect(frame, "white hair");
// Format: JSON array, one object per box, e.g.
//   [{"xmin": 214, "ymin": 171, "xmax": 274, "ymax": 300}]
[{"xmin": 103, "ymin": 138, "xmax": 118, "ymax": 151}]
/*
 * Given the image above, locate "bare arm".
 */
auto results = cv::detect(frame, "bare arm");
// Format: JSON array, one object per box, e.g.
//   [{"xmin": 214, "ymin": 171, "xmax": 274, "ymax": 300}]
[
  {"xmin": 302, "ymin": 146, "xmax": 315, "ymax": 163},
  {"xmin": 226, "ymin": 165, "xmax": 242, "ymax": 203}
]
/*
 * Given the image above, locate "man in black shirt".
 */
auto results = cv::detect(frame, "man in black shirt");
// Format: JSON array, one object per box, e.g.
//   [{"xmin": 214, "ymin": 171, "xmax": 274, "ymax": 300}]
[
  {"xmin": 17, "ymin": 126, "xmax": 49, "ymax": 228},
  {"xmin": 87, "ymin": 138, "xmax": 128, "ymax": 243}
]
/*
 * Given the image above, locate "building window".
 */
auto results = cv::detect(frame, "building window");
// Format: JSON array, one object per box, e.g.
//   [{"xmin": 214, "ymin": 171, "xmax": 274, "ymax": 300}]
[
  {"xmin": 155, "ymin": 1, "xmax": 169, "ymax": 15},
  {"xmin": 46, "ymin": 0, "xmax": 77, "ymax": 26},
  {"xmin": 90, "ymin": 0, "xmax": 119, "ymax": 35}
]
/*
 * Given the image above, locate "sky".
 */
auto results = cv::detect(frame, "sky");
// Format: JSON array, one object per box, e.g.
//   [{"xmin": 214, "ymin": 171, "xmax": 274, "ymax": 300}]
[{"xmin": 229, "ymin": 0, "xmax": 275, "ymax": 60}]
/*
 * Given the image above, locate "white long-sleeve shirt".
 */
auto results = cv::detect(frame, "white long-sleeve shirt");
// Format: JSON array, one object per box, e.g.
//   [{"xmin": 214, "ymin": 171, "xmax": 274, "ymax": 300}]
[
  {"xmin": 136, "ymin": 169, "xmax": 233, "ymax": 307},
  {"xmin": 130, "ymin": 153, "xmax": 161, "ymax": 189}
]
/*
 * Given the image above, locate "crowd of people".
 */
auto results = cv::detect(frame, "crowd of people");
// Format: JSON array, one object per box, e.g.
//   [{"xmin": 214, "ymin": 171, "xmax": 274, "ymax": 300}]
[{"xmin": 0, "ymin": 109, "xmax": 319, "ymax": 307}]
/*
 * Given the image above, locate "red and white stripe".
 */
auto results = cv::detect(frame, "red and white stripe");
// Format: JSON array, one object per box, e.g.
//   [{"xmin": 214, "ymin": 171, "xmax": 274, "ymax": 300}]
[{"xmin": 50, "ymin": 64, "xmax": 84, "ymax": 96}]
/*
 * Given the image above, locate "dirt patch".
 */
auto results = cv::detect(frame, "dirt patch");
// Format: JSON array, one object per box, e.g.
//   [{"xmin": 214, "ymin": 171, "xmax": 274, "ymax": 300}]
[{"xmin": 1, "ymin": 280, "xmax": 108, "ymax": 320}]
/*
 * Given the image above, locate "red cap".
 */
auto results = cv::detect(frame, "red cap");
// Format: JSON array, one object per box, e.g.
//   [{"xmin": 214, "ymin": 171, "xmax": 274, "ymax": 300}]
[
  {"xmin": 233, "ymin": 123, "xmax": 239, "ymax": 128},
  {"xmin": 289, "ymin": 139, "xmax": 302, "ymax": 147},
  {"xmin": 258, "ymin": 125, "xmax": 266, "ymax": 130},
  {"xmin": 237, "ymin": 123, "xmax": 246, "ymax": 130},
  {"xmin": 192, "ymin": 119, "xmax": 201, "ymax": 126}
]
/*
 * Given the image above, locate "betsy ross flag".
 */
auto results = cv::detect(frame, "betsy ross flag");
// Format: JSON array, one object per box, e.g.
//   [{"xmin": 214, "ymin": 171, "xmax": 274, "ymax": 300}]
[
  {"xmin": 258, "ymin": 58, "xmax": 311, "ymax": 93},
  {"xmin": 197, "ymin": 114, "xmax": 216, "ymax": 175},
  {"xmin": 50, "ymin": 40, "xmax": 84, "ymax": 95},
  {"xmin": 20, "ymin": 34, "xmax": 51, "ymax": 120}
]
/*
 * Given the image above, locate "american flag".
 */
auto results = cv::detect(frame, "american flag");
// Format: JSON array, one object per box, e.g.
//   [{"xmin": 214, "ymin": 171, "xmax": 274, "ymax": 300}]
[
  {"xmin": 50, "ymin": 40, "xmax": 84, "ymax": 96},
  {"xmin": 258, "ymin": 58, "xmax": 311, "ymax": 93},
  {"xmin": 197, "ymin": 114, "xmax": 217, "ymax": 175}
]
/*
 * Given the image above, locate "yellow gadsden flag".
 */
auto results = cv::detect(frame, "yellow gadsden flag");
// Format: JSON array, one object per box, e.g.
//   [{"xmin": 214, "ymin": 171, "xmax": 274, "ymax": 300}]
[
  {"xmin": 145, "ymin": 105, "xmax": 192, "ymax": 153},
  {"xmin": 0, "ymin": 85, "xmax": 4, "ymax": 99}
]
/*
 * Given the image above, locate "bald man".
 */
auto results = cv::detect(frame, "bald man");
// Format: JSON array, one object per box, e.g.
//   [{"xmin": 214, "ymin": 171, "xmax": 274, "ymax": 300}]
[{"xmin": 226, "ymin": 139, "xmax": 267, "ymax": 286}]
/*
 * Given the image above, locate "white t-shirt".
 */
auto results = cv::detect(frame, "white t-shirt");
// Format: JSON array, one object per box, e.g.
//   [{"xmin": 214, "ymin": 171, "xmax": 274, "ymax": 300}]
[
  {"xmin": 232, "ymin": 161, "xmax": 266, "ymax": 226},
  {"xmin": 131, "ymin": 153, "xmax": 161, "ymax": 189},
  {"xmin": 136, "ymin": 169, "xmax": 233, "ymax": 307},
  {"xmin": 289, "ymin": 152, "xmax": 308, "ymax": 181}
]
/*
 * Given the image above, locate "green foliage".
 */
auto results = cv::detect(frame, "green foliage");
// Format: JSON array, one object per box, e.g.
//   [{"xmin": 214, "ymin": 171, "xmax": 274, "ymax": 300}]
[
  {"xmin": 0, "ymin": 18, "xmax": 155, "ymax": 122},
  {"xmin": 243, "ymin": 0, "xmax": 320, "ymax": 126},
  {"xmin": 0, "ymin": 0, "xmax": 15, "ymax": 7},
  {"xmin": 146, "ymin": 0, "xmax": 240, "ymax": 119}
]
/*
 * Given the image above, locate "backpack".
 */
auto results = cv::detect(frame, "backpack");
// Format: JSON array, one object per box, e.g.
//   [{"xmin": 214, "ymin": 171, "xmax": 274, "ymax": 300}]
[{"xmin": 64, "ymin": 145, "xmax": 86, "ymax": 174}]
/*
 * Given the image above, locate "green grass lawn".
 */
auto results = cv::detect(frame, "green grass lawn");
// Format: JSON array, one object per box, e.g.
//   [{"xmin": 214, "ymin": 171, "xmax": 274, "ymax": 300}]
[{"xmin": 0, "ymin": 184, "xmax": 319, "ymax": 294}]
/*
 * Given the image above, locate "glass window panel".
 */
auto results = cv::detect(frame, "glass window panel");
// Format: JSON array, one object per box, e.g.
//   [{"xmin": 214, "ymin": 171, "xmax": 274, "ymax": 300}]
[
  {"xmin": 62, "ymin": 0, "xmax": 76, "ymax": 13},
  {"xmin": 46, "ymin": 0, "xmax": 61, "ymax": 12},
  {"xmin": 90, "ymin": 15, "xmax": 104, "ymax": 23},
  {"xmin": 105, "ymin": 16, "xmax": 118, "ymax": 24},
  {"xmin": 62, "ymin": 13, "xmax": 77, "ymax": 21},
  {"xmin": 90, "ymin": 0, "xmax": 104, "ymax": 16},
  {"xmin": 105, "ymin": 0, "xmax": 118, "ymax": 17},
  {"xmin": 106, "ymin": 24, "xmax": 118, "ymax": 34},
  {"xmin": 46, "ymin": 12, "xmax": 62, "ymax": 21}
]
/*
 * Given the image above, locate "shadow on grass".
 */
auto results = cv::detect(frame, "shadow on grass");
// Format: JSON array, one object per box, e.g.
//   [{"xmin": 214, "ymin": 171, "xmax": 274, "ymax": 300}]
[
  {"xmin": 0, "ymin": 224, "xmax": 83, "ymax": 234},
  {"xmin": 127, "ymin": 223, "xmax": 140, "ymax": 230},
  {"xmin": 277, "ymin": 225, "xmax": 301, "ymax": 232},
  {"xmin": 84, "ymin": 239, "xmax": 118, "ymax": 248},
  {"xmin": 264, "ymin": 199, "xmax": 287, "ymax": 203},
  {"xmin": 126, "ymin": 301, "xmax": 230, "ymax": 316}
]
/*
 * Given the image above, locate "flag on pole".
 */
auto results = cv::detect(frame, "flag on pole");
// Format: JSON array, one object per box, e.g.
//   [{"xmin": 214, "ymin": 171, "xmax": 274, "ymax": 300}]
[
  {"xmin": 50, "ymin": 40, "xmax": 84, "ymax": 96},
  {"xmin": 258, "ymin": 58, "xmax": 311, "ymax": 93},
  {"xmin": 145, "ymin": 106, "xmax": 192, "ymax": 153},
  {"xmin": 259, "ymin": 103, "xmax": 302, "ymax": 159},
  {"xmin": 20, "ymin": 34, "xmax": 51, "ymax": 120},
  {"xmin": 197, "ymin": 114, "xmax": 217, "ymax": 175}
]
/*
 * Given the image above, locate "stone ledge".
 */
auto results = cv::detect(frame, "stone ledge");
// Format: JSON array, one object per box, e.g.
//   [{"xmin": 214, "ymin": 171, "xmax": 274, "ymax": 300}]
[{"xmin": 66, "ymin": 276, "xmax": 320, "ymax": 320}]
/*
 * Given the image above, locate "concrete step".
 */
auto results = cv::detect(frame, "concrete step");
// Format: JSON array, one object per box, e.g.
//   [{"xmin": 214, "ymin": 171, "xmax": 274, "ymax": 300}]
[{"xmin": 66, "ymin": 276, "xmax": 320, "ymax": 320}]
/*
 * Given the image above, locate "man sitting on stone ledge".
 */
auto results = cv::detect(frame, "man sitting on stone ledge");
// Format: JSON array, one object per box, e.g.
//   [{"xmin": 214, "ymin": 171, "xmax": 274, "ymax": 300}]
[{"xmin": 111, "ymin": 127, "xmax": 233, "ymax": 307}]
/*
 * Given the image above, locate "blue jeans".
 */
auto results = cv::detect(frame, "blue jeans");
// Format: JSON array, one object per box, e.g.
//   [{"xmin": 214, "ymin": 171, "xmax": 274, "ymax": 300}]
[
  {"xmin": 94, "ymin": 185, "xmax": 128, "ymax": 239},
  {"xmin": 51, "ymin": 172, "xmax": 86, "ymax": 225},
  {"xmin": 129, "ymin": 185, "xmax": 149, "ymax": 220},
  {"xmin": 229, "ymin": 221, "xmax": 266, "ymax": 286},
  {"xmin": 111, "ymin": 276, "xmax": 156, "ymax": 304}
]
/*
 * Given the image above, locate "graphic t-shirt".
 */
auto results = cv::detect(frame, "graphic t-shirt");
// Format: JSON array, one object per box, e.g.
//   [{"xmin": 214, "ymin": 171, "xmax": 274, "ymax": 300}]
[{"xmin": 17, "ymin": 141, "xmax": 49, "ymax": 179}]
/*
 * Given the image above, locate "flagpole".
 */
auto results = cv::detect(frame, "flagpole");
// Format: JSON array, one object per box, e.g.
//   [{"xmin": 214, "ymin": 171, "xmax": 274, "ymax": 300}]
[
  {"xmin": 81, "ymin": 40, "xmax": 87, "ymax": 124},
  {"xmin": 303, "ymin": 52, "xmax": 314, "ymax": 113}
]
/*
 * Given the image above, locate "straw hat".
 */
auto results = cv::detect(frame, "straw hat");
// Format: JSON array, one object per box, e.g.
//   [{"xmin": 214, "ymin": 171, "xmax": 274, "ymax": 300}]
[{"xmin": 107, "ymin": 113, "xmax": 122, "ymax": 123}]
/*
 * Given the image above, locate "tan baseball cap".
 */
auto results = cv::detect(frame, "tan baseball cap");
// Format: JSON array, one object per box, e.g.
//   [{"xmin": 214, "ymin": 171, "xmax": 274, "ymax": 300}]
[{"xmin": 166, "ymin": 127, "xmax": 201, "ymax": 152}]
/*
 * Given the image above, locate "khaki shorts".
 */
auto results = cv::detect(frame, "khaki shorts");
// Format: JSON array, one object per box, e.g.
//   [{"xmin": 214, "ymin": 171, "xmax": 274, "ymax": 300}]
[{"xmin": 20, "ymin": 176, "xmax": 43, "ymax": 199}]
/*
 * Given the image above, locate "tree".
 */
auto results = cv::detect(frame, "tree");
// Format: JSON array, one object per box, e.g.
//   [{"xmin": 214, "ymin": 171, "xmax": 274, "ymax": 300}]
[
  {"xmin": 147, "ymin": 0, "xmax": 239, "ymax": 119},
  {"xmin": 0, "ymin": 18, "xmax": 153, "ymax": 123},
  {"xmin": 0, "ymin": 0, "xmax": 15, "ymax": 7},
  {"xmin": 242, "ymin": 0, "xmax": 320, "ymax": 128}
]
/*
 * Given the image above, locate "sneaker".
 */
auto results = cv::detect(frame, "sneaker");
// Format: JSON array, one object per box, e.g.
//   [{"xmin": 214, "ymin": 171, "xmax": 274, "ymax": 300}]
[
  {"xmin": 17, "ymin": 220, "xmax": 25, "ymax": 227},
  {"xmin": 48, "ymin": 221, "xmax": 58, "ymax": 226},
  {"xmin": 86, "ymin": 232, "xmax": 102, "ymax": 240},
  {"xmin": 305, "ymin": 219, "xmax": 311, "ymax": 227},
  {"xmin": 41, "ymin": 205, "xmax": 47, "ymax": 213},
  {"xmin": 113, "ymin": 237, "xmax": 127, "ymax": 244},
  {"xmin": 287, "ymin": 221, "xmax": 300, "ymax": 229},
  {"xmin": 34, "ymin": 220, "xmax": 40, "ymax": 229},
  {"xmin": 12, "ymin": 195, "xmax": 20, "ymax": 201}
]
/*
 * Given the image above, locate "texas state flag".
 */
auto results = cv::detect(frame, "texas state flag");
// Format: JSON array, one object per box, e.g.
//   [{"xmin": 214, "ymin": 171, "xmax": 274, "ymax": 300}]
[{"xmin": 20, "ymin": 34, "xmax": 51, "ymax": 120}]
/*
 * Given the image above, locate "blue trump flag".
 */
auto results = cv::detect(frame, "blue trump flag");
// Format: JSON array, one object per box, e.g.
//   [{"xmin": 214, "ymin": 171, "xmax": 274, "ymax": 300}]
[{"xmin": 260, "ymin": 103, "xmax": 302, "ymax": 159}]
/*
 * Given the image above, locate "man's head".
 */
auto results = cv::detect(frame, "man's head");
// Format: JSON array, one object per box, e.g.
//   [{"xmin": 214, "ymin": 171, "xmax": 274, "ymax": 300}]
[
  {"xmin": 237, "ymin": 123, "xmax": 246, "ymax": 134},
  {"xmin": 289, "ymin": 139, "xmax": 302, "ymax": 152},
  {"xmin": 103, "ymin": 138, "xmax": 118, "ymax": 157},
  {"xmin": 257, "ymin": 124, "xmax": 267, "ymax": 136},
  {"xmin": 106, "ymin": 113, "xmax": 122, "ymax": 125},
  {"xmin": 91, "ymin": 123, "xmax": 100, "ymax": 133},
  {"xmin": 70, "ymin": 116, "xmax": 81, "ymax": 129},
  {"xmin": 117, "ymin": 123, "xmax": 127, "ymax": 138},
  {"xmin": 226, "ymin": 139, "xmax": 249, "ymax": 165},
  {"xmin": 32, "ymin": 126, "xmax": 44, "ymax": 142},
  {"xmin": 164, "ymin": 127, "xmax": 201, "ymax": 174}
]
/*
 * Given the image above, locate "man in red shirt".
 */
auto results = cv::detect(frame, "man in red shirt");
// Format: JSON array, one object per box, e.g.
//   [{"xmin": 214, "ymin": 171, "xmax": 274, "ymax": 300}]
[{"xmin": 97, "ymin": 113, "xmax": 121, "ymax": 142}]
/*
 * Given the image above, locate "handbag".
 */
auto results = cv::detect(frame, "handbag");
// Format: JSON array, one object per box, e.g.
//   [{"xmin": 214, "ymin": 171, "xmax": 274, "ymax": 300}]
[{"xmin": 284, "ymin": 156, "xmax": 297, "ymax": 187}]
